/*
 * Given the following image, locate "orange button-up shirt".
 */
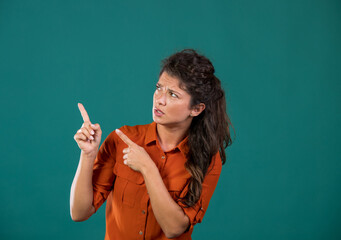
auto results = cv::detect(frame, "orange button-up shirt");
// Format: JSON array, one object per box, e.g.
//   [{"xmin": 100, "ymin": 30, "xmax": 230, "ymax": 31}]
[{"xmin": 92, "ymin": 121, "xmax": 222, "ymax": 240}]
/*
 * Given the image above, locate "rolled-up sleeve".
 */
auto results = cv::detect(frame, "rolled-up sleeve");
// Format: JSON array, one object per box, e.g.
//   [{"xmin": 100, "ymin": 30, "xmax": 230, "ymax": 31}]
[
  {"xmin": 177, "ymin": 152, "xmax": 222, "ymax": 229},
  {"xmin": 92, "ymin": 131, "xmax": 117, "ymax": 212}
]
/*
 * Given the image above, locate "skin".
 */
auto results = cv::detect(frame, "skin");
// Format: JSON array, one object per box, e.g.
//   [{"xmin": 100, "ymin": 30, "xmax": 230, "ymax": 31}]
[
  {"xmin": 70, "ymin": 103, "xmax": 100, "ymax": 221},
  {"xmin": 152, "ymin": 71, "xmax": 205, "ymax": 151},
  {"xmin": 70, "ymin": 71, "xmax": 205, "ymax": 238}
]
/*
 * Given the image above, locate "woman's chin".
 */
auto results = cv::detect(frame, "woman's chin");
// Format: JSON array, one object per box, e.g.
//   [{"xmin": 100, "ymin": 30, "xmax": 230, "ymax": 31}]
[{"xmin": 152, "ymin": 115, "xmax": 162, "ymax": 124}]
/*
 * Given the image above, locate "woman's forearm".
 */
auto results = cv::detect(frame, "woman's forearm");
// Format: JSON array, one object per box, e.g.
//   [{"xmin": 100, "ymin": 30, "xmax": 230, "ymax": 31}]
[
  {"xmin": 70, "ymin": 151, "xmax": 96, "ymax": 221},
  {"xmin": 141, "ymin": 163, "xmax": 189, "ymax": 238}
]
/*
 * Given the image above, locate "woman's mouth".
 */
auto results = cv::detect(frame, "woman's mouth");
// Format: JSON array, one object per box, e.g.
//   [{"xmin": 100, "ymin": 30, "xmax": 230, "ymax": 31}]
[{"xmin": 154, "ymin": 108, "xmax": 164, "ymax": 117}]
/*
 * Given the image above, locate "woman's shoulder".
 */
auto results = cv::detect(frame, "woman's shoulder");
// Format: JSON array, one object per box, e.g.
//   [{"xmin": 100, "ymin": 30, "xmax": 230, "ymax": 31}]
[
  {"xmin": 107, "ymin": 122, "xmax": 154, "ymax": 145},
  {"xmin": 119, "ymin": 122, "xmax": 153, "ymax": 137}
]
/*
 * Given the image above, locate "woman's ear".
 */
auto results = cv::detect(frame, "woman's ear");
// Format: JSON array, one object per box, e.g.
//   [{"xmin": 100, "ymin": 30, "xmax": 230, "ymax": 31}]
[{"xmin": 190, "ymin": 103, "xmax": 205, "ymax": 117}]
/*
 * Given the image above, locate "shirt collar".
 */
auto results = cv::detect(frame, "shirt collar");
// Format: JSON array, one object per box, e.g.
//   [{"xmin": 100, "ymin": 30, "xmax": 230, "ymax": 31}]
[{"xmin": 145, "ymin": 121, "xmax": 189, "ymax": 155}]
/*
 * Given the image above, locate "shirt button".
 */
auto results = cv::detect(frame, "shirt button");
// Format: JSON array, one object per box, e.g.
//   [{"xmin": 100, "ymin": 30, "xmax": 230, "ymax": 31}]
[
  {"xmin": 142, "ymin": 210, "xmax": 146, "ymax": 214},
  {"xmin": 161, "ymin": 155, "xmax": 165, "ymax": 159},
  {"xmin": 139, "ymin": 231, "xmax": 143, "ymax": 235}
]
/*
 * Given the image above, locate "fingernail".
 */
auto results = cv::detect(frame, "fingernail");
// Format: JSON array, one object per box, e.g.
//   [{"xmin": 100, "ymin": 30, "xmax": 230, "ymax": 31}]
[
  {"xmin": 91, "ymin": 124, "xmax": 95, "ymax": 128},
  {"xmin": 91, "ymin": 130, "xmax": 95, "ymax": 135},
  {"xmin": 90, "ymin": 136, "xmax": 94, "ymax": 140}
]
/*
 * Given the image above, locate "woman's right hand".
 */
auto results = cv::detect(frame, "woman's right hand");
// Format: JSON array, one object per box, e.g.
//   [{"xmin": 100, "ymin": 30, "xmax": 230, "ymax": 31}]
[{"xmin": 74, "ymin": 103, "xmax": 102, "ymax": 157}]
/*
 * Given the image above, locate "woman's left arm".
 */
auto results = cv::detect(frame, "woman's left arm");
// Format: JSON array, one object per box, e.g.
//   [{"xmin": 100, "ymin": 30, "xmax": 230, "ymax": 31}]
[
  {"xmin": 142, "ymin": 162, "xmax": 190, "ymax": 238},
  {"xmin": 115, "ymin": 129, "xmax": 189, "ymax": 238}
]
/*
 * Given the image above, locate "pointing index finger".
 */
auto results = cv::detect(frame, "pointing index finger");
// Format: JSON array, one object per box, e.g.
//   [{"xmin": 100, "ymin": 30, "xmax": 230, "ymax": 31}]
[
  {"xmin": 78, "ymin": 103, "xmax": 91, "ymax": 123},
  {"xmin": 115, "ymin": 129, "xmax": 135, "ymax": 147}
]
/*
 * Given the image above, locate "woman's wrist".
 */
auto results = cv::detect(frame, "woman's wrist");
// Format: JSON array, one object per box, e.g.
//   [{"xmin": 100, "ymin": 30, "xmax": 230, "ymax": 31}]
[
  {"xmin": 141, "ymin": 159, "xmax": 157, "ymax": 177},
  {"xmin": 80, "ymin": 151, "xmax": 97, "ymax": 164}
]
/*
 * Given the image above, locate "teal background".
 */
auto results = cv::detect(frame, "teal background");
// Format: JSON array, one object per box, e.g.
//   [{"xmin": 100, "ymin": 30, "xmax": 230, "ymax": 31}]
[{"xmin": 0, "ymin": 0, "xmax": 340, "ymax": 239}]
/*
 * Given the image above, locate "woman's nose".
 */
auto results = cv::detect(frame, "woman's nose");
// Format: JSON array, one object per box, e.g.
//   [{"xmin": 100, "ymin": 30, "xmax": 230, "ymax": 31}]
[{"xmin": 155, "ymin": 89, "xmax": 166, "ymax": 105}]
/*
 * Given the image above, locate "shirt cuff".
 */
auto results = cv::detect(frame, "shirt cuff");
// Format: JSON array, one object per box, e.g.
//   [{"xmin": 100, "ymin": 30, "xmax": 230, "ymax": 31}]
[
  {"xmin": 92, "ymin": 187, "xmax": 109, "ymax": 212},
  {"xmin": 178, "ymin": 197, "xmax": 205, "ymax": 227}
]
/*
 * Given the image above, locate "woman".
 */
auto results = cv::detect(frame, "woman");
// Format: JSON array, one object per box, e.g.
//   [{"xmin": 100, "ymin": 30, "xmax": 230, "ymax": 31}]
[{"xmin": 70, "ymin": 49, "xmax": 234, "ymax": 239}]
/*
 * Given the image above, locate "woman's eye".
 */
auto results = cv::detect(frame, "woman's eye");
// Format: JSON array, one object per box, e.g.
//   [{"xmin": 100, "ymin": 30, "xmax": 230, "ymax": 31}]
[
  {"xmin": 156, "ymin": 85, "xmax": 161, "ymax": 91},
  {"xmin": 170, "ymin": 92, "xmax": 178, "ymax": 98}
]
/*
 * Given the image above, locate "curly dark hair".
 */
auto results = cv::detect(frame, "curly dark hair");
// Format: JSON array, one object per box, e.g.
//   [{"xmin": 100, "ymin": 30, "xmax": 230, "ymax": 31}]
[{"xmin": 159, "ymin": 49, "xmax": 235, "ymax": 207}]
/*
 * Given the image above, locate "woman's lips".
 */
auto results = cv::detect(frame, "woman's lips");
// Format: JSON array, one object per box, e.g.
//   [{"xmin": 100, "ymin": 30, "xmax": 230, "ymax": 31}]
[{"xmin": 154, "ymin": 108, "xmax": 164, "ymax": 117}]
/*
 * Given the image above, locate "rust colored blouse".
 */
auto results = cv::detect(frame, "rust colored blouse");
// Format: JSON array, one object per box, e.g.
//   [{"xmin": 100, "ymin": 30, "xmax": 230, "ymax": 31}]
[{"xmin": 92, "ymin": 121, "xmax": 222, "ymax": 240}]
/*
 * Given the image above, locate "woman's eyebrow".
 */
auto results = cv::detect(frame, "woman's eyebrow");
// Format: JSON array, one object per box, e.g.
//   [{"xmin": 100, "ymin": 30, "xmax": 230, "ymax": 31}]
[
  {"xmin": 169, "ymin": 89, "xmax": 181, "ymax": 96},
  {"xmin": 156, "ymin": 82, "xmax": 182, "ymax": 95}
]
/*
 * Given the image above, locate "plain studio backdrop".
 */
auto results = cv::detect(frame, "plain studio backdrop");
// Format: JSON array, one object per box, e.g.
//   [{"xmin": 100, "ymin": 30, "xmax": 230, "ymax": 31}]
[{"xmin": 0, "ymin": 0, "xmax": 340, "ymax": 239}]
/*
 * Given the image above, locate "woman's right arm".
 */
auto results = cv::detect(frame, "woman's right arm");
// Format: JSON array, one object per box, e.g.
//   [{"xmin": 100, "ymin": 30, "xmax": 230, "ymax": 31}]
[
  {"xmin": 70, "ymin": 103, "xmax": 102, "ymax": 221},
  {"xmin": 70, "ymin": 151, "xmax": 96, "ymax": 221}
]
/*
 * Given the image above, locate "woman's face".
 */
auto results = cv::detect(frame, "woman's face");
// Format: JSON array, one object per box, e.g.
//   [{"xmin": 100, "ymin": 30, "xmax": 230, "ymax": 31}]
[{"xmin": 152, "ymin": 71, "xmax": 194, "ymax": 128}]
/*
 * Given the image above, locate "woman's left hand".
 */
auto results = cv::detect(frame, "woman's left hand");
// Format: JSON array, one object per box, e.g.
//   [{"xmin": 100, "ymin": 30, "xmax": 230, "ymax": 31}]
[{"xmin": 115, "ymin": 129, "xmax": 154, "ymax": 173}]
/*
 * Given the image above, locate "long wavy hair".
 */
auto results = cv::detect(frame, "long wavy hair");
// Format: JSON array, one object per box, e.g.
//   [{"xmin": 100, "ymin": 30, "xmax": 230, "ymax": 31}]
[{"xmin": 159, "ymin": 49, "xmax": 235, "ymax": 208}]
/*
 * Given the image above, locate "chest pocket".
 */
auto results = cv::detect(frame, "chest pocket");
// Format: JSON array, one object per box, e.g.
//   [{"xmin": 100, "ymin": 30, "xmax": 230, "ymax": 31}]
[{"xmin": 113, "ymin": 163, "xmax": 145, "ymax": 208}]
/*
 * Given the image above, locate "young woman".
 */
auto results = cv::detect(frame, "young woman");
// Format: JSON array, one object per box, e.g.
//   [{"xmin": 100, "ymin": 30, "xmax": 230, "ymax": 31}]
[{"xmin": 70, "ymin": 49, "xmax": 234, "ymax": 239}]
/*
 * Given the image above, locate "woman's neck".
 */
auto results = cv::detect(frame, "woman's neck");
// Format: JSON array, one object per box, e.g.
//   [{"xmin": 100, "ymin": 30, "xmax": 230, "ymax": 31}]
[{"xmin": 156, "ymin": 123, "xmax": 190, "ymax": 152}]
